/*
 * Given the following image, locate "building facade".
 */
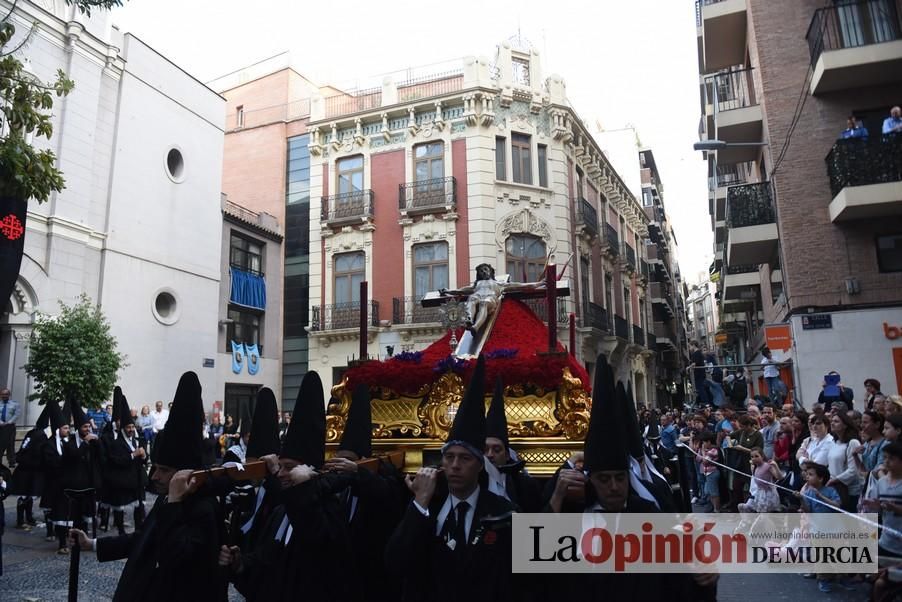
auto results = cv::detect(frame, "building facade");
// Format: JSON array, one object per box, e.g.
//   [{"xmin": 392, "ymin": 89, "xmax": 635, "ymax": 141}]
[
  {"xmin": 696, "ymin": 0, "xmax": 902, "ymax": 403},
  {"xmin": 210, "ymin": 55, "xmax": 317, "ymax": 410},
  {"xmin": 300, "ymin": 42, "xmax": 683, "ymax": 406},
  {"xmin": 217, "ymin": 196, "xmax": 283, "ymax": 420},
  {"xmin": 687, "ymin": 274, "xmax": 720, "ymax": 353},
  {"xmin": 0, "ymin": 0, "xmax": 225, "ymax": 422},
  {"xmin": 639, "ymin": 149, "xmax": 691, "ymax": 405}
]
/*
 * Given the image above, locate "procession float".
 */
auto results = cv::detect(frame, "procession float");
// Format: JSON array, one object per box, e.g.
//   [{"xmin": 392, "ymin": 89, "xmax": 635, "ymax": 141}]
[{"xmin": 325, "ymin": 263, "xmax": 593, "ymax": 475}]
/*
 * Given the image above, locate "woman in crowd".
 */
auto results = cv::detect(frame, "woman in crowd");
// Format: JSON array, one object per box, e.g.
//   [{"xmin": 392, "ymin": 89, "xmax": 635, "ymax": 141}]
[
  {"xmin": 136, "ymin": 405, "xmax": 153, "ymax": 446},
  {"xmin": 773, "ymin": 416, "xmax": 792, "ymax": 468},
  {"xmin": 826, "ymin": 412, "xmax": 862, "ymax": 512},
  {"xmin": 797, "ymin": 414, "xmax": 833, "ymax": 470}
]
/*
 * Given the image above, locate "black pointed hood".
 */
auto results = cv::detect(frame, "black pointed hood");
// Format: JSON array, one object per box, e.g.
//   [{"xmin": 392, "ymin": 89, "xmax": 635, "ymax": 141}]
[
  {"xmin": 69, "ymin": 394, "xmax": 90, "ymax": 428},
  {"xmin": 646, "ymin": 412, "xmax": 660, "ymax": 439},
  {"xmin": 584, "ymin": 354, "xmax": 629, "ymax": 473},
  {"xmin": 621, "ymin": 380, "xmax": 644, "ymax": 460},
  {"xmin": 239, "ymin": 403, "xmax": 252, "ymax": 438},
  {"xmin": 340, "ymin": 384, "xmax": 373, "ymax": 459},
  {"xmin": 34, "ymin": 403, "xmax": 50, "ymax": 431},
  {"xmin": 153, "ymin": 371, "xmax": 205, "ymax": 470},
  {"xmin": 118, "ymin": 389, "xmax": 134, "ymax": 428},
  {"xmin": 485, "ymin": 376, "xmax": 509, "ymax": 450},
  {"xmin": 112, "ymin": 386, "xmax": 123, "ymax": 423},
  {"xmin": 281, "ymin": 371, "xmax": 326, "ymax": 468},
  {"xmin": 246, "ymin": 387, "xmax": 280, "ymax": 459},
  {"xmin": 46, "ymin": 400, "xmax": 64, "ymax": 432},
  {"xmin": 442, "ymin": 354, "xmax": 487, "ymax": 461},
  {"xmin": 60, "ymin": 396, "xmax": 72, "ymax": 426}
]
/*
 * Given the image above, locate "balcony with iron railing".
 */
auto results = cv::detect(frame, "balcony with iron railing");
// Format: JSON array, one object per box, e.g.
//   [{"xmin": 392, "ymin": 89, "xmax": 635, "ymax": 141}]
[
  {"xmin": 698, "ymin": 0, "xmax": 749, "ymax": 72},
  {"xmin": 321, "ymin": 190, "xmax": 375, "ymax": 225},
  {"xmin": 523, "ymin": 298, "xmax": 569, "ymax": 324},
  {"xmin": 725, "ymin": 181, "xmax": 778, "ymax": 266},
  {"xmin": 825, "ymin": 134, "xmax": 902, "ymax": 222},
  {"xmin": 575, "ymin": 197, "xmax": 599, "ymax": 238},
  {"xmin": 650, "ymin": 282, "xmax": 675, "ymax": 318},
  {"xmin": 806, "ymin": 0, "xmax": 902, "ymax": 94},
  {"xmin": 399, "ymin": 177, "xmax": 457, "ymax": 215},
  {"xmin": 604, "ymin": 223, "xmax": 620, "ymax": 256},
  {"xmin": 614, "ymin": 315, "xmax": 630, "ymax": 340},
  {"xmin": 633, "ymin": 325, "xmax": 645, "ymax": 347},
  {"xmin": 654, "ymin": 321, "xmax": 677, "ymax": 349},
  {"xmin": 582, "ymin": 301, "xmax": 610, "ymax": 332},
  {"xmin": 392, "ymin": 297, "xmax": 442, "ymax": 325},
  {"xmin": 621, "ymin": 242, "xmax": 637, "ymax": 273},
  {"xmin": 704, "ymin": 68, "xmax": 762, "ymax": 164},
  {"xmin": 310, "ymin": 301, "xmax": 380, "ymax": 331}
]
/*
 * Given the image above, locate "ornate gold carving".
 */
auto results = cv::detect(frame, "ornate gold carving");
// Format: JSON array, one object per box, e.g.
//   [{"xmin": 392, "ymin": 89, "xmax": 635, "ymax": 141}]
[
  {"xmin": 418, "ymin": 372, "xmax": 463, "ymax": 440},
  {"xmin": 372, "ymin": 385, "xmax": 429, "ymax": 438},
  {"xmin": 558, "ymin": 367, "xmax": 592, "ymax": 440},
  {"xmin": 326, "ymin": 378, "xmax": 352, "ymax": 442}
]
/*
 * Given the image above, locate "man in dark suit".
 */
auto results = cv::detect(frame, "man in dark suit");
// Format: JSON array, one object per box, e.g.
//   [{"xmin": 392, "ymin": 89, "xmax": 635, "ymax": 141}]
[
  {"xmin": 386, "ymin": 355, "xmax": 515, "ymax": 602},
  {"xmin": 484, "ymin": 376, "xmax": 542, "ymax": 512},
  {"xmin": 0, "ymin": 388, "xmax": 19, "ymax": 469},
  {"xmin": 69, "ymin": 372, "xmax": 225, "ymax": 602}
]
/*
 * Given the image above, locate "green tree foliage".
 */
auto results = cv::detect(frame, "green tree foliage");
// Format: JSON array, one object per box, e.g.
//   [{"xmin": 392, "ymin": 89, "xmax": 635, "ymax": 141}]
[
  {"xmin": 24, "ymin": 294, "xmax": 125, "ymax": 409},
  {"xmin": 0, "ymin": 0, "xmax": 123, "ymax": 202}
]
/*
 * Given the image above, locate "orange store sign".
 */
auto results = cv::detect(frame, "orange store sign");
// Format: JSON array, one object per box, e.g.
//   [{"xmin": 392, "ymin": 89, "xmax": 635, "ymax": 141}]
[{"xmin": 765, "ymin": 324, "xmax": 793, "ymax": 352}]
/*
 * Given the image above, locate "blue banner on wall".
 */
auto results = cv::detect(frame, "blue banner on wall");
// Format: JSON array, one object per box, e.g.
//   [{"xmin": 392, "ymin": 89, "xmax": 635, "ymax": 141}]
[
  {"xmin": 246, "ymin": 344, "xmax": 260, "ymax": 375},
  {"xmin": 231, "ymin": 341, "xmax": 245, "ymax": 374}
]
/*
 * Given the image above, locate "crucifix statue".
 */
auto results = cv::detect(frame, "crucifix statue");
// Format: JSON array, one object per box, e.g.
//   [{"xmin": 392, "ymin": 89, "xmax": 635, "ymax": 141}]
[{"xmin": 421, "ymin": 262, "xmax": 569, "ymax": 358}]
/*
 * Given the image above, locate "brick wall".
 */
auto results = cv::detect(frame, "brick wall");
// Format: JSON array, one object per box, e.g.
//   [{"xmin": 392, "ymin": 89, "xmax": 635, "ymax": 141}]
[
  {"xmin": 750, "ymin": 0, "xmax": 902, "ymax": 311},
  {"xmin": 371, "ymin": 150, "xmax": 406, "ymax": 316}
]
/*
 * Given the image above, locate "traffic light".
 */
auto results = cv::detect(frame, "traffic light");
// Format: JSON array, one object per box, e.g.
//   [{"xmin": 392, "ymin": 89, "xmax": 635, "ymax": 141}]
[{"xmin": 0, "ymin": 195, "xmax": 27, "ymax": 313}]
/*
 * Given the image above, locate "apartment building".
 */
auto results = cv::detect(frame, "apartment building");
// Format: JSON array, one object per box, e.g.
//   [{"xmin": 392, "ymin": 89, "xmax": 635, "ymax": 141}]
[
  {"xmin": 301, "ymin": 41, "xmax": 682, "ymax": 406},
  {"xmin": 696, "ymin": 0, "xmax": 902, "ymax": 402}
]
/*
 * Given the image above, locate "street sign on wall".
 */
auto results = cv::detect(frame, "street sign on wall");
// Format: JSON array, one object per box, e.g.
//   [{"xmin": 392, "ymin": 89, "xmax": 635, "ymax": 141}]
[{"xmin": 801, "ymin": 314, "xmax": 832, "ymax": 330}]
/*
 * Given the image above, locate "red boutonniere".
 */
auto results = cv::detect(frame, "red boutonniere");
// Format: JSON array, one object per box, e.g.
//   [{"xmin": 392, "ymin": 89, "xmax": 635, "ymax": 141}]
[{"xmin": 482, "ymin": 529, "xmax": 498, "ymax": 545}]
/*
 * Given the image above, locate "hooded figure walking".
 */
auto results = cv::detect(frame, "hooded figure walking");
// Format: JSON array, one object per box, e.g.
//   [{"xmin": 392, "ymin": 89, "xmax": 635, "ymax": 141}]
[{"xmin": 69, "ymin": 372, "xmax": 227, "ymax": 602}]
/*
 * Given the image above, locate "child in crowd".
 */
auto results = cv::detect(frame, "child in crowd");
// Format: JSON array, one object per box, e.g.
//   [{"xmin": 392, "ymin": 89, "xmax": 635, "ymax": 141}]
[
  {"xmin": 797, "ymin": 463, "xmax": 841, "ymax": 593},
  {"xmin": 698, "ymin": 431, "xmax": 721, "ymax": 512},
  {"xmin": 738, "ymin": 447, "xmax": 782, "ymax": 513},
  {"xmin": 864, "ymin": 442, "xmax": 902, "ymax": 601}
]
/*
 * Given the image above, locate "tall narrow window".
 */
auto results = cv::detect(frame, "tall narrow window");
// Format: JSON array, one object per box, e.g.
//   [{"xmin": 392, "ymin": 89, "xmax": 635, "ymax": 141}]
[
  {"xmin": 511, "ymin": 133, "xmax": 532, "ymax": 184},
  {"xmin": 334, "ymin": 252, "xmax": 365, "ymax": 304},
  {"xmin": 623, "ymin": 287, "xmax": 631, "ymax": 322},
  {"xmin": 230, "ymin": 234, "xmax": 263, "ymax": 275},
  {"xmin": 226, "ymin": 308, "xmax": 261, "ymax": 354},
  {"xmin": 413, "ymin": 242, "xmax": 449, "ymax": 298},
  {"xmin": 413, "ymin": 142, "xmax": 445, "ymax": 205},
  {"xmin": 576, "ymin": 167, "xmax": 584, "ymax": 198},
  {"xmin": 236, "ymin": 105, "xmax": 245, "ymax": 128},
  {"xmin": 337, "ymin": 156, "xmax": 364, "ymax": 196},
  {"xmin": 538, "ymin": 144, "xmax": 548, "ymax": 187},
  {"xmin": 495, "ymin": 137, "xmax": 506, "ymax": 181},
  {"xmin": 580, "ymin": 257, "xmax": 591, "ymax": 314},
  {"xmin": 506, "ymin": 234, "xmax": 546, "ymax": 282},
  {"xmin": 604, "ymin": 273, "xmax": 613, "ymax": 325}
]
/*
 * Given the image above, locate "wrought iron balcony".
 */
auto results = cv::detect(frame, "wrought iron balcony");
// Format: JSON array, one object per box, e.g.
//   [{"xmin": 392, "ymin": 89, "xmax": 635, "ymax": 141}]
[
  {"xmin": 726, "ymin": 182, "xmax": 775, "ymax": 228},
  {"xmin": 654, "ymin": 321, "xmax": 677, "ymax": 348},
  {"xmin": 726, "ymin": 264, "xmax": 758, "ymax": 275},
  {"xmin": 807, "ymin": 0, "xmax": 902, "ymax": 66},
  {"xmin": 614, "ymin": 315, "xmax": 629, "ymax": 340},
  {"xmin": 321, "ymin": 190, "xmax": 375, "ymax": 224},
  {"xmin": 604, "ymin": 223, "xmax": 620, "ymax": 255},
  {"xmin": 310, "ymin": 301, "xmax": 380, "ymax": 331},
  {"xmin": 705, "ymin": 68, "xmax": 757, "ymax": 113},
  {"xmin": 392, "ymin": 297, "xmax": 442, "ymax": 325},
  {"xmin": 621, "ymin": 242, "xmax": 637, "ymax": 272},
  {"xmin": 715, "ymin": 161, "xmax": 753, "ymax": 188},
  {"xmin": 826, "ymin": 135, "xmax": 902, "ymax": 197},
  {"xmin": 575, "ymin": 197, "xmax": 599, "ymax": 237},
  {"xmin": 398, "ymin": 177, "xmax": 457, "ymax": 215},
  {"xmin": 523, "ymin": 298, "xmax": 569, "ymax": 324},
  {"xmin": 633, "ymin": 325, "xmax": 645, "ymax": 347},
  {"xmin": 582, "ymin": 301, "xmax": 610, "ymax": 331}
]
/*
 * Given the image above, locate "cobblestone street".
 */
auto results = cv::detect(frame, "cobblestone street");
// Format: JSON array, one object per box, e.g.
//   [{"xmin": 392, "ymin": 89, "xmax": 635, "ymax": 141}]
[{"xmin": 1, "ymin": 503, "xmax": 241, "ymax": 601}]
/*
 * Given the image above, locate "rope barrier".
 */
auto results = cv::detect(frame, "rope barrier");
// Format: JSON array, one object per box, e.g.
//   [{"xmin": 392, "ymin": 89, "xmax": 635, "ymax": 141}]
[{"xmin": 677, "ymin": 440, "xmax": 902, "ymax": 539}]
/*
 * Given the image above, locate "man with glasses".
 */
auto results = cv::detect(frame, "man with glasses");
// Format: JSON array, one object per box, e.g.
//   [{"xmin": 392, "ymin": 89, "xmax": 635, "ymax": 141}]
[{"xmin": 387, "ymin": 356, "xmax": 515, "ymax": 602}]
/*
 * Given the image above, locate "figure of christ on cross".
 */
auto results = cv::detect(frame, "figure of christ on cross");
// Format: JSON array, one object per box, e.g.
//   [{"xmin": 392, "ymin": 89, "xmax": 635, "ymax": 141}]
[{"xmin": 421, "ymin": 263, "xmax": 570, "ymax": 358}]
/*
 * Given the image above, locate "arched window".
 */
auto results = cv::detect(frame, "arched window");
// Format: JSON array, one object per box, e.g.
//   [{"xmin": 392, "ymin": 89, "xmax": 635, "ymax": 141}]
[{"xmin": 505, "ymin": 234, "xmax": 546, "ymax": 282}]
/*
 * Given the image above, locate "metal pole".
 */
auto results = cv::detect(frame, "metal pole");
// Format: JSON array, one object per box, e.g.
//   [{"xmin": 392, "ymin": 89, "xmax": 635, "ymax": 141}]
[
  {"xmin": 569, "ymin": 313, "xmax": 576, "ymax": 358},
  {"xmin": 545, "ymin": 264, "xmax": 556, "ymax": 353},
  {"xmin": 359, "ymin": 281, "xmax": 368, "ymax": 360}
]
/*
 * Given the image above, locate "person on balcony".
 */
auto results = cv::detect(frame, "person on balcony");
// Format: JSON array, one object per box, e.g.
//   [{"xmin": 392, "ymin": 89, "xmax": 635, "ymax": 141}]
[
  {"xmin": 882, "ymin": 106, "xmax": 902, "ymax": 135},
  {"xmin": 840, "ymin": 115, "xmax": 868, "ymax": 140}
]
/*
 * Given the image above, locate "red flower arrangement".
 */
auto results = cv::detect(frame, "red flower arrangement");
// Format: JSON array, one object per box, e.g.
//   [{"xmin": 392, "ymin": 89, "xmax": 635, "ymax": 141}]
[{"xmin": 344, "ymin": 299, "xmax": 591, "ymax": 395}]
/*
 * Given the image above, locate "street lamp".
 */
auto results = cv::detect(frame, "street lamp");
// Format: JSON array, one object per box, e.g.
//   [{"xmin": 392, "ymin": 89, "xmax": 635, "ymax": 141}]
[{"xmin": 693, "ymin": 140, "xmax": 768, "ymax": 151}]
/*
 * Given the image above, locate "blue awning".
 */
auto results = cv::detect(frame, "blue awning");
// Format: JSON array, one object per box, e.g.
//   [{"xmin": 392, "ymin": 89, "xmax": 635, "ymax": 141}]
[{"xmin": 230, "ymin": 267, "xmax": 266, "ymax": 310}]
